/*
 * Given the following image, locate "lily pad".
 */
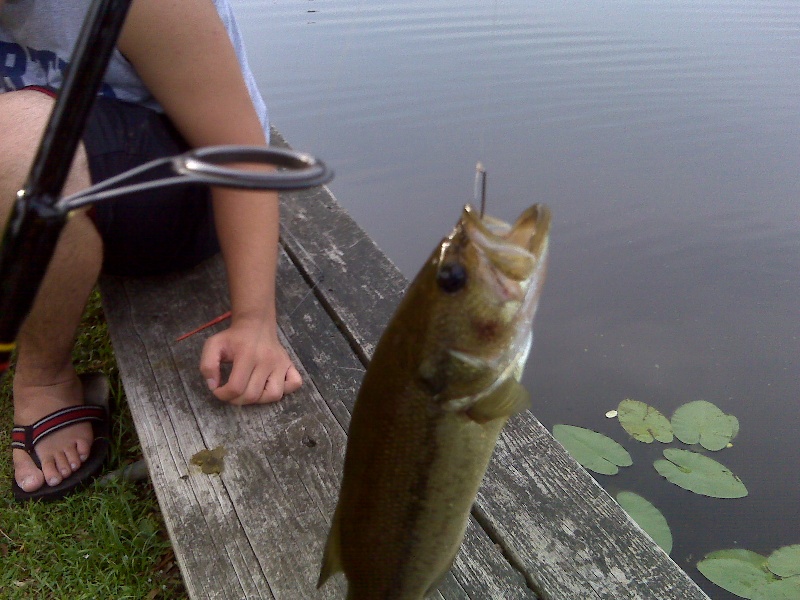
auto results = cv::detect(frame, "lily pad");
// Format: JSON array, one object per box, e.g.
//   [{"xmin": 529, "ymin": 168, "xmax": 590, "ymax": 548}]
[
  {"xmin": 752, "ymin": 576, "xmax": 800, "ymax": 600},
  {"xmin": 767, "ymin": 545, "xmax": 800, "ymax": 578},
  {"xmin": 553, "ymin": 424, "xmax": 632, "ymax": 475},
  {"xmin": 617, "ymin": 398, "xmax": 673, "ymax": 443},
  {"xmin": 697, "ymin": 549, "xmax": 774, "ymax": 599},
  {"xmin": 654, "ymin": 449, "xmax": 748, "ymax": 498},
  {"xmin": 671, "ymin": 400, "xmax": 739, "ymax": 451},
  {"xmin": 616, "ymin": 491, "xmax": 673, "ymax": 554}
]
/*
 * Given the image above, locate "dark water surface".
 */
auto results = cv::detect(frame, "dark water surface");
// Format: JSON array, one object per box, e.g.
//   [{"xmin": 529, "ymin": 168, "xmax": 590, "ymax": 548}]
[{"xmin": 232, "ymin": 1, "xmax": 799, "ymax": 597}]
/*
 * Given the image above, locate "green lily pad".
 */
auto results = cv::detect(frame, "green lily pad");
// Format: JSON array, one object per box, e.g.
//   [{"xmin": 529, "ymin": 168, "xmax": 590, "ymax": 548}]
[
  {"xmin": 616, "ymin": 491, "xmax": 673, "ymax": 554},
  {"xmin": 767, "ymin": 545, "xmax": 800, "ymax": 578},
  {"xmin": 671, "ymin": 400, "xmax": 739, "ymax": 451},
  {"xmin": 752, "ymin": 576, "xmax": 800, "ymax": 600},
  {"xmin": 617, "ymin": 398, "xmax": 673, "ymax": 443},
  {"xmin": 697, "ymin": 549, "xmax": 774, "ymax": 599},
  {"xmin": 654, "ymin": 449, "xmax": 748, "ymax": 498},
  {"xmin": 553, "ymin": 424, "xmax": 632, "ymax": 475}
]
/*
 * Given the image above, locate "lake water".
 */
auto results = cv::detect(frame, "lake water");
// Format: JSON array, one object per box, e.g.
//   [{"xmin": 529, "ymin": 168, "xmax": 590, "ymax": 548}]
[{"xmin": 231, "ymin": 1, "xmax": 800, "ymax": 597}]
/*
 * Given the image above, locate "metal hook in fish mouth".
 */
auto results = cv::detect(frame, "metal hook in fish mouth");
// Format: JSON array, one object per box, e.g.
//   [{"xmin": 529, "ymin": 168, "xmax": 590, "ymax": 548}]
[{"xmin": 474, "ymin": 162, "xmax": 487, "ymax": 218}]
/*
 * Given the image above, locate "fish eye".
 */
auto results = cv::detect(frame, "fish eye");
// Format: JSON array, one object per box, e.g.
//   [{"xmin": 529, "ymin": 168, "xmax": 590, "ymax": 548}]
[{"xmin": 437, "ymin": 262, "xmax": 467, "ymax": 293}]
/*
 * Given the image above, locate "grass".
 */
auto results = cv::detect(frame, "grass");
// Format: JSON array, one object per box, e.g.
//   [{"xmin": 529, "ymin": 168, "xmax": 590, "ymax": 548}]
[{"xmin": 0, "ymin": 290, "xmax": 187, "ymax": 599}]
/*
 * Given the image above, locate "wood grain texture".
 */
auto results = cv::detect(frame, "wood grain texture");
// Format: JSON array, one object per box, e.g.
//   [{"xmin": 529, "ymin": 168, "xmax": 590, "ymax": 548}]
[
  {"xmin": 99, "ymin": 129, "xmax": 708, "ymax": 599},
  {"xmin": 101, "ymin": 253, "xmax": 348, "ymax": 600},
  {"xmin": 269, "ymin": 134, "xmax": 710, "ymax": 600},
  {"xmin": 101, "ymin": 251, "xmax": 532, "ymax": 599},
  {"xmin": 477, "ymin": 414, "xmax": 711, "ymax": 599},
  {"xmin": 275, "ymin": 250, "xmax": 537, "ymax": 600}
]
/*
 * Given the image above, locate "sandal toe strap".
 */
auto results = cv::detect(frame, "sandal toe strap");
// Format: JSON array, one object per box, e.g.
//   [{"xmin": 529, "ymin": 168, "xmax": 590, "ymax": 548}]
[{"xmin": 11, "ymin": 405, "xmax": 106, "ymax": 453}]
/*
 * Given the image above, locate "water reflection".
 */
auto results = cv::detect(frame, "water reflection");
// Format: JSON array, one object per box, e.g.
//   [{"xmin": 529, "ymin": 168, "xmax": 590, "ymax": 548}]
[{"xmin": 232, "ymin": 1, "xmax": 800, "ymax": 597}]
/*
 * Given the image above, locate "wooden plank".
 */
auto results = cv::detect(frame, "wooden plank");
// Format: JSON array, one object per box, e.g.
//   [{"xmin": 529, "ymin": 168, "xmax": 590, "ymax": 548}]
[
  {"xmin": 101, "ymin": 128, "xmax": 707, "ymax": 598},
  {"xmin": 101, "ymin": 248, "xmax": 535, "ymax": 599},
  {"xmin": 101, "ymin": 253, "xmax": 347, "ymax": 600},
  {"xmin": 275, "ymin": 247, "xmax": 538, "ymax": 600},
  {"xmin": 271, "ymin": 136, "xmax": 710, "ymax": 599},
  {"xmin": 271, "ymin": 130, "xmax": 407, "ymax": 366},
  {"xmin": 477, "ymin": 416, "xmax": 710, "ymax": 599}
]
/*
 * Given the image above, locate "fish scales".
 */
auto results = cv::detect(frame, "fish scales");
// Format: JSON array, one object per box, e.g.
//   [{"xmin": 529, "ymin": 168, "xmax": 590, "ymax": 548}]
[{"xmin": 319, "ymin": 203, "xmax": 551, "ymax": 600}]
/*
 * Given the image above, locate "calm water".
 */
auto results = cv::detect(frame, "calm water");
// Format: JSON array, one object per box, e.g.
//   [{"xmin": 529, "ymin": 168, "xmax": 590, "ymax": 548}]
[{"xmin": 232, "ymin": 1, "xmax": 800, "ymax": 597}]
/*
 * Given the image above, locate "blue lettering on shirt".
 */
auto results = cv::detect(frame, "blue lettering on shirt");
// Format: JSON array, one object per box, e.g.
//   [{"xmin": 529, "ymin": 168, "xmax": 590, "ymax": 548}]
[
  {"xmin": 1, "ymin": 39, "xmax": 116, "ymax": 99},
  {"xmin": 0, "ymin": 40, "xmax": 27, "ymax": 89}
]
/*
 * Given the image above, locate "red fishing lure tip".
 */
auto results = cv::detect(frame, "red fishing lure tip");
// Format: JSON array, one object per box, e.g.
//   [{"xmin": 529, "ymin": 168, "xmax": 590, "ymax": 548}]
[{"xmin": 175, "ymin": 311, "xmax": 232, "ymax": 342}]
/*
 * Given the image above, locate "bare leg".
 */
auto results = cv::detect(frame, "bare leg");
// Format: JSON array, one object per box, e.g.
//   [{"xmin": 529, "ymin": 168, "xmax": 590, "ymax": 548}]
[{"xmin": 0, "ymin": 90, "xmax": 103, "ymax": 493}]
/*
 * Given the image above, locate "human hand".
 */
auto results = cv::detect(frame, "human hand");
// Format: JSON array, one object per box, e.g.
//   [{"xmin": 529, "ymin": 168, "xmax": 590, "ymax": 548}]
[{"xmin": 199, "ymin": 317, "xmax": 302, "ymax": 405}]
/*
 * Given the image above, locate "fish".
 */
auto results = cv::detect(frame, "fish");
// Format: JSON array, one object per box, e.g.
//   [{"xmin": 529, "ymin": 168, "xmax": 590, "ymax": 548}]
[{"xmin": 318, "ymin": 202, "xmax": 551, "ymax": 600}]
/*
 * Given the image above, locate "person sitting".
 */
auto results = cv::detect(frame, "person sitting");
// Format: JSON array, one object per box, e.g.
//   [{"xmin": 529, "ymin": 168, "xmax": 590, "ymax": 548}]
[{"xmin": 0, "ymin": 0, "xmax": 302, "ymax": 501}]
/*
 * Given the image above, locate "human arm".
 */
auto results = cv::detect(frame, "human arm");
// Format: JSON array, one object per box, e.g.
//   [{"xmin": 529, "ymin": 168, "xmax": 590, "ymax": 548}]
[{"xmin": 118, "ymin": 0, "xmax": 301, "ymax": 404}]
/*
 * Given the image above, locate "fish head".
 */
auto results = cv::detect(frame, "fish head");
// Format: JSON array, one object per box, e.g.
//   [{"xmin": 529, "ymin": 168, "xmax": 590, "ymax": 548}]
[{"xmin": 412, "ymin": 203, "xmax": 550, "ymax": 402}]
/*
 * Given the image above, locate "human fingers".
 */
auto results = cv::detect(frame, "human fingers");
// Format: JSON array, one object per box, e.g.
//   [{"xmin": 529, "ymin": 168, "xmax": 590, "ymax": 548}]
[
  {"xmin": 261, "ymin": 371, "xmax": 286, "ymax": 404},
  {"xmin": 199, "ymin": 335, "xmax": 226, "ymax": 393},
  {"xmin": 214, "ymin": 353, "xmax": 257, "ymax": 404},
  {"xmin": 284, "ymin": 365, "xmax": 303, "ymax": 394},
  {"xmin": 230, "ymin": 358, "xmax": 300, "ymax": 405},
  {"xmin": 259, "ymin": 363, "xmax": 303, "ymax": 404}
]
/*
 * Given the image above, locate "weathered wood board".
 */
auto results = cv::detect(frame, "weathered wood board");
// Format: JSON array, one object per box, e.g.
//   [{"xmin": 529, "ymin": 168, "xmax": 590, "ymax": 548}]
[
  {"xmin": 101, "ymin": 254, "xmax": 533, "ymax": 599},
  {"xmin": 272, "ymin": 131, "xmax": 710, "ymax": 599},
  {"xmin": 99, "ymin": 130, "xmax": 710, "ymax": 599}
]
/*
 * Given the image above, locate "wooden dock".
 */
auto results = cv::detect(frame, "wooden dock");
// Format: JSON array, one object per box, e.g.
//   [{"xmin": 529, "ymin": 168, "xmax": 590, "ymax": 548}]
[{"xmin": 99, "ymin": 131, "xmax": 711, "ymax": 599}]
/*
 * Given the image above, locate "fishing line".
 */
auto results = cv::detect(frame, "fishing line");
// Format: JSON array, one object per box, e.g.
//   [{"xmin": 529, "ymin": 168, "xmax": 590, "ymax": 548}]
[{"xmin": 472, "ymin": 0, "xmax": 501, "ymax": 212}]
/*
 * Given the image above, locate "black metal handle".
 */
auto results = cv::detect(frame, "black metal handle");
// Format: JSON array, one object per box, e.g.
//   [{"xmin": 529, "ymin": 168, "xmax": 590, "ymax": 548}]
[{"xmin": 0, "ymin": 0, "xmax": 134, "ymax": 374}]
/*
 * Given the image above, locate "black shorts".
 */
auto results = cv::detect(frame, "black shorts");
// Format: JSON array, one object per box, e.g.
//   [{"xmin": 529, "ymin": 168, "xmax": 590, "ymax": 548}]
[{"xmin": 82, "ymin": 95, "xmax": 220, "ymax": 276}]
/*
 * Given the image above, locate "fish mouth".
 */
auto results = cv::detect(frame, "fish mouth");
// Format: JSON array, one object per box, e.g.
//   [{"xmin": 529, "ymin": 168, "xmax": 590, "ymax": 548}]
[{"xmin": 460, "ymin": 203, "xmax": 551, "ymax": 282}]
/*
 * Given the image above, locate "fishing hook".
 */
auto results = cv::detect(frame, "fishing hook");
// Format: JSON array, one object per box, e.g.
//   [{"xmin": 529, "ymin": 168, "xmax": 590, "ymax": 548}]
[{"xmin": 474, "ymin": 162, "xmax": 487, "ymax": 217}]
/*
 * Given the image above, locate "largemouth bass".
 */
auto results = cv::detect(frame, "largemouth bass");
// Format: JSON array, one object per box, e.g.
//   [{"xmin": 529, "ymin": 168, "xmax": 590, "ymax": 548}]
[{"xmin": 318, "ymin": 203, "xmax": 551, "ymax": 600}]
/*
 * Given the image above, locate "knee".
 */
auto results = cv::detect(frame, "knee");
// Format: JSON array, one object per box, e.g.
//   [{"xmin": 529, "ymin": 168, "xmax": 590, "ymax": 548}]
[
  {"xmin": 0, "ymin": 90, "xmax": 90, "ymax": 220},
  {"xmin": 0, "ymin": 89, "xmax": 55, "ymax": 170},
  {"xmin": 0, "ymin": 91, "xmax": 55, "ymax": 221}
]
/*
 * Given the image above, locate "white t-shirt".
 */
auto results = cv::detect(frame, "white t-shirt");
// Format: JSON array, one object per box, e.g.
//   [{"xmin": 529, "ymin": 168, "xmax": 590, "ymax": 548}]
[{"xmin": 0, "ymin": 0, "xmax": 269, "ymax": 138}]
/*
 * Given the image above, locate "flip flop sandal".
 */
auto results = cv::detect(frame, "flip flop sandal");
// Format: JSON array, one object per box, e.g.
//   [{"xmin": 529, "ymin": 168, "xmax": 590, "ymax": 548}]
[{"xmin": 11, "ymin": 372, "xmax": 112, "ymax": 502}]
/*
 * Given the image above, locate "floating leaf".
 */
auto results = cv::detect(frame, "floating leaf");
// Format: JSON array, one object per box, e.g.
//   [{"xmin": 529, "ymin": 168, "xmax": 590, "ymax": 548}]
[
  {"xmin": 767, "ymin": 545, "xmax": 800, "ymax": 578},
  {"xmin": 617, "ymin": 398, "xmax": 673, "ymax": 443},
  {"xmin": 671, "ymin": 400, "xmax": 739, "ymax": 451},
  {"xmin": 752, "ymin": 576, "xmax": 800, "ymax": 600},
  {"xmin": 697, "ymin": 549, "xmax": 774, "ymax": 599},
  {"xmin": 616, "ymin": 491, "xmax": 673, "ymax": 554},
  {"xmin": 553, "ymin": 425, "xmax": 632, "ymax": 475},
  {"xmin": 654, "ymin": 449, "xmax": 748, "ymax": 498}
]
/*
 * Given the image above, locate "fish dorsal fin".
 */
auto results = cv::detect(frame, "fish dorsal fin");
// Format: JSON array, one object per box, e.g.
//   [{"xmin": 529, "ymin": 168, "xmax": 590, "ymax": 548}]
[
  {"xmin": 317, "ymin": 506, "xmax": 344, "ymax": 589},
  {"xmin": 466, "ymin": 378, "xmax": 530, "ymax": 424}
]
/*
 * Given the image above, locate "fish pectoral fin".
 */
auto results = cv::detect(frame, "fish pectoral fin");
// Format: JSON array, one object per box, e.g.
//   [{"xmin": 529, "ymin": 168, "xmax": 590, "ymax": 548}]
[
  {"xmin": 466, "ymin": 378, "xmax": 530, "ymax": 423},
  {"xmin": 317, "ymin": 507, "xmax": 344, "ymax": 589}
]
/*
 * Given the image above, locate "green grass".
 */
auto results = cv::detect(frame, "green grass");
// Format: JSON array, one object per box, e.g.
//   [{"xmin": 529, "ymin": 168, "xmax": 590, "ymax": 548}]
[{"xmin": 0, "ymin": 290, "xmax": 187, "ymax": 599}]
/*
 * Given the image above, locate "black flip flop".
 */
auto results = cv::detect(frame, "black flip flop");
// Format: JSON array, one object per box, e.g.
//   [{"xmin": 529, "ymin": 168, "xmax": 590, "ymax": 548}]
[{"xmin": 11, "ymin": 372, "xmax": 111, "ymax": 502}]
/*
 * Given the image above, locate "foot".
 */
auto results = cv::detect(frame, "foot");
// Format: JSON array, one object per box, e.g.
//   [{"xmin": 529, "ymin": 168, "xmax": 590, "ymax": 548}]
[{"xmin": 12, "ymin": 370, "xmax": 94, "ymax": 494}]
